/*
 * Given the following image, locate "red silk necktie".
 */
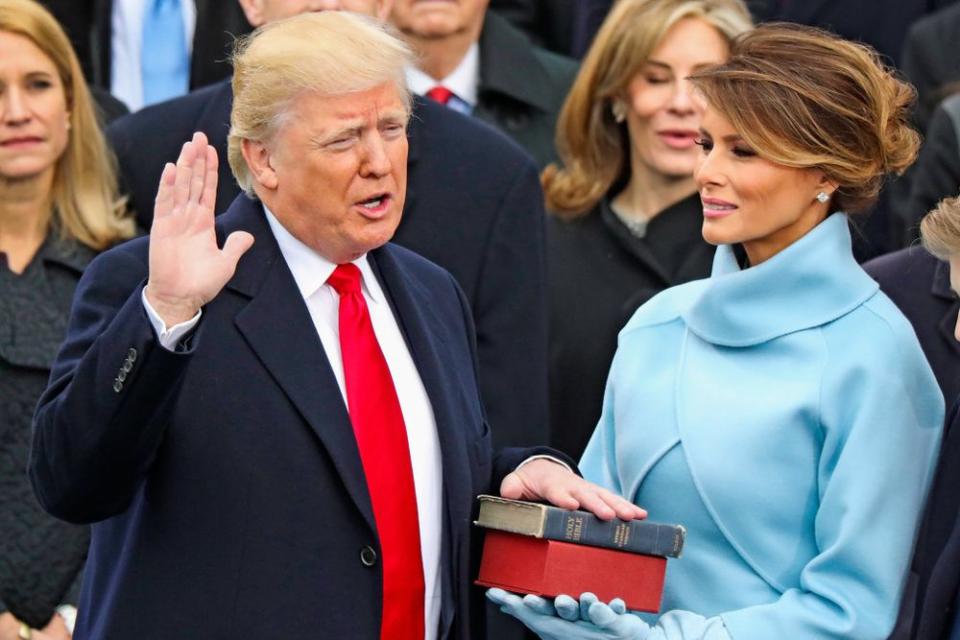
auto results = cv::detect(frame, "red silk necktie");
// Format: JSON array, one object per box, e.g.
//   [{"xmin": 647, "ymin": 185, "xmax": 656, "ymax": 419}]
[
  {"xmin": 327, "ymin": 264, "xmax": 425, "ymax": 640},
  {"xmin": 425, "ymin": 85, "xmax": 454, "ymax": 106}
]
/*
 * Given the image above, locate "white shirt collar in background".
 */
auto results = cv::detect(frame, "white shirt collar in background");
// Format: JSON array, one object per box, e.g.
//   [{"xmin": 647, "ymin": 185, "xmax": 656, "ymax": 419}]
[{"xmin": 406, "ymin": 42, "xmax": 480, "ymax": 108}]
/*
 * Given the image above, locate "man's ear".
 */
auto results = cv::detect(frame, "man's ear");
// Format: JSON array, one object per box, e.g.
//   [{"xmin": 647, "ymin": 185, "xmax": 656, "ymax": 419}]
[
  {"xmin": 237, "ymin": 0, "xmax": 266, "ymax": 28},
  {"xmin": 241, "ymin": 138, "xmax": 279, "ymax": 190}
]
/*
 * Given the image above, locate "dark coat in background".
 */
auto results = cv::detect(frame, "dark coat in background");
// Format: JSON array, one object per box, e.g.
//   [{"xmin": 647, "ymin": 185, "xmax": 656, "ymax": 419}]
[
  {"xmin": 900, "ymin": 2, "xmax": 960, "ymax": 132},
  {"xmin": 888, "ymin": 399, "xmax": 960, "ymax": 640},
  {"xmin": 547, "ymin": 194, "xmax": 715, "ymax": 460},
  {"xmin": 905, "ymin": 95, "xmax": 960, "ymax": 240},
  {"xmin": 105, "ymin": 81, "xmax": 549, "ymax": 452},
  {"xmin": 489, "ymin": 0, "xmax": 577, "ymax": 57},
  {"xmin": 863, "ymin": 246, "xmax": 960, "ymax": 405},
  {"xmin": 29, "ymin": 196, "xmax": 571, "ymax": 639},
  {"xmin": 89, "ymin": 0, "xmax": 251, "ymax": 96},
  {"xmin": 474, "ymin": 11, "xmax": 578, "ymax": 169},
  {"xmin": 752, "ymin": 0, "xmax": 955, "ymax": 67},
  {"xmin": 0, "ymin": 236, "xmax": 95, "ymax": 628}
]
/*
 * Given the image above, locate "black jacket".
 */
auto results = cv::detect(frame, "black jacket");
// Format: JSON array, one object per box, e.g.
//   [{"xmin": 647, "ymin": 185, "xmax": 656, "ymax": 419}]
[
  {"xmin": 0, "ymin": 236, "xmax": 95, "ymax": 628},
  {"xmin": 547, "ymin": 194, "xmax": 715, "ymax": 459},
  {"xmin": 474, "ymin": 11, "xmax": 579, "ymax": 168}
]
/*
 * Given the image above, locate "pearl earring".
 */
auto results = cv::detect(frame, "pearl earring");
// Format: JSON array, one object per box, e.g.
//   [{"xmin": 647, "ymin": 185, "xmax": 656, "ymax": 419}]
[
  {"xmin": 816, "ymin": 191, "xmax": 830, "ymax": 204},
  {"xmin": 612, "ymin": 101, "xmax": 627, "ymax": 124}
]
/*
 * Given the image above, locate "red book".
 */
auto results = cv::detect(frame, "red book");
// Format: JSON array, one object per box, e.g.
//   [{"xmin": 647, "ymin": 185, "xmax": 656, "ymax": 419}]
[{"xmin": 475, "ymin": 530, "xmax": 667, "ymax": 613}]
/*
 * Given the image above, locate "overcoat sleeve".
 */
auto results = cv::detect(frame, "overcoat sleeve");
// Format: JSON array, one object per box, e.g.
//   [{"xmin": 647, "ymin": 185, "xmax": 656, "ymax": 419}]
[{"xmin": 30, "ymin": 243, "xmax": 195, "ymax": 524}]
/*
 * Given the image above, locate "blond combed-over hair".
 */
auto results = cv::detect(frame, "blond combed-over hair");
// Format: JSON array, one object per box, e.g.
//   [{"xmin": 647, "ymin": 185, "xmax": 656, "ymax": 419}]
[
  {"xmin": 543, "ymin": 0, "xmax": 752, "ymax": 217},
  {"xmin": 228, "ymin": 11, "xmax": 414, "ymax": 196},
  {"xmin": 921, "ymin": 195, "xmax": 960, "ymax": 259},
  {"xmin": 690, "ymin": 23, "xmax": 920, "ymax": 214},
  {"xmin": 0, "ymin": 0, "xmax": 132, "ymax": 249}
]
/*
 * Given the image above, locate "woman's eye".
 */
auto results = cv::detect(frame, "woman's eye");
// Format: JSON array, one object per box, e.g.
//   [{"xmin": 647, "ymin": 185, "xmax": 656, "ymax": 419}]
[
  {"xmin": 28, "ymin": 79, "xmax": 52, "ymax": 90},
  {"xmin": 732, "ymin": 146, "xmax": 757, "ymax": 158},
  {"xmin": 645, "ymin": 75, "xmax": 670, "ymax": 85},
  {"xmin": 694, "ymin": 138, "xmax": 713, "ymax": 151}
]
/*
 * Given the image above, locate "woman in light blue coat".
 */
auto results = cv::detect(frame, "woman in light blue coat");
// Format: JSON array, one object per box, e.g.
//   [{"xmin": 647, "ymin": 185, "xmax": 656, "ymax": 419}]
[{"xmin": 489, "ymin": 23, "xmax": 945, "ymax": 640}]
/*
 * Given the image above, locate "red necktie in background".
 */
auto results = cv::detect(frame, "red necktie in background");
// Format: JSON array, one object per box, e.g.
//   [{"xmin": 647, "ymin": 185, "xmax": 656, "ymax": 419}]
[
  {"xmin": 426, "ymin": 86, "xmax": 454, "ymax": 106},
  {"xmin": 327, "ymin": 264, "xmax": 425, "ymax": 640}
]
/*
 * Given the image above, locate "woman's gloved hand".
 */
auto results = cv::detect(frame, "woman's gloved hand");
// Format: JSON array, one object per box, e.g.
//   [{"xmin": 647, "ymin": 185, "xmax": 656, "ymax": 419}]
[{"xmin": 486, "ymin": 589, "xmax": 650, "ymax": 640}]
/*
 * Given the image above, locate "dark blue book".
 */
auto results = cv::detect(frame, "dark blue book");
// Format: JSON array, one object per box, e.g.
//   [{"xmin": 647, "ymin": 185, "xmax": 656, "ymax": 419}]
[{"xmin": 475, "ymin": 495, "xmax": 685, "ymax": 558}]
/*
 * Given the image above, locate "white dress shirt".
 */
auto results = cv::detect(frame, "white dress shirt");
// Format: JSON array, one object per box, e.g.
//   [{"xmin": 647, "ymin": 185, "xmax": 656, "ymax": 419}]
[
  {"xmin": 406, "ymin": 43, "xmax": 480, "ymax": 115},
  {"xmin": 111, "ymin": 0, "xmax": 197, "ymax": 111},
  {"xmin": 143, "ymin": 206, "xmax": 444, "ymax": 639}
]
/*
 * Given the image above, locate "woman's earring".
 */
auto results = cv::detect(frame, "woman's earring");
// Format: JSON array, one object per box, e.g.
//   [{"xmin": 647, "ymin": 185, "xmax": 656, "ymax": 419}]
[
  {"xmin": 816, "ymin": 191, "xmax": 830, "ymax": 204},
  {"xmin": 612, "ymin": 101, "xmax": 627, "ymax": 124}
]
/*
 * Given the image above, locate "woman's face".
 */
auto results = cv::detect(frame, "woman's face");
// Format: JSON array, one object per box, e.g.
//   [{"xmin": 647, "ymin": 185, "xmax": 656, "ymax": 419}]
[
  {"xmin": 623, "ymin": 17, "xmax": 730, "ymax": 180},
  {"xmin": 0, "ymin": 30, "xmax": 70, "ymax": 182},
  {"xmin": 694, "ymin": 107, "xmax": 831, "ymax": 265}
]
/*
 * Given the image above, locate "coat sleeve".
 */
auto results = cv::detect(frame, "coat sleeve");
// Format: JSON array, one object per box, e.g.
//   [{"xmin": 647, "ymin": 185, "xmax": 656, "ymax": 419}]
[{"xmin": 29, "ymin": 245, "xmax": 196, "ymax": 524}]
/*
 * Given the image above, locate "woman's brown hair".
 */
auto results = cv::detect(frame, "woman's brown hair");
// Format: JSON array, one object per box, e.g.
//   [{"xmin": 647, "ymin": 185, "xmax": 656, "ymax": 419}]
[
  {"xmin": 0, "ymin": 0, "xmax": 133, "ymax": 249},
  {"xmin": 690, "ymin": 23, "xmax": 920, "ymax": 214},
  {"xmin": 543, "ymin": 0, "xmax": 752, "ymax": 217}
]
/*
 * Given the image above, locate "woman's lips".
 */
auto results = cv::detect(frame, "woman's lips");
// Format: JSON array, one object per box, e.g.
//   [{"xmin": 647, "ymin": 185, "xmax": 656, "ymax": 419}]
[
  {"xmin": 658, "ymin": 130, "xmax": 699, "ymax": 150},
  {"xmin": 701, "ymin": 197, "xmax": 738, "ymax": 219},
  {"xmin": 0, "ymin": 136, "xmax": 44, "ymax": 148}
]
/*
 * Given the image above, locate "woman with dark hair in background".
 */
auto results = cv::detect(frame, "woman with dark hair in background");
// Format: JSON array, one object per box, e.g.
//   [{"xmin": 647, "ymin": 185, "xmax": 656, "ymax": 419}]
[
  {"xmin": 492, "ymin": 23, "xmax": 943, "ymax": 640},
  {"xmin": 0, "ymin": 1, "xmax": 133, "ymax": 638},
  {"xmin": 544, "ymin": 0, "xmax": 752, "ymax": 459}
]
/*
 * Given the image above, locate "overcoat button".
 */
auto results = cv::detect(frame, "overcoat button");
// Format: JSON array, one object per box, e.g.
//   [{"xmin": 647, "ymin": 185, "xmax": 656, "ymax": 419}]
[
  {"xmin": 113, "ymin": 379, "xmax": 123, "ymax": 393},
  {"xmin": 127, "ymin": 348, "xmax": 138, "ymax": 362},
  {"xmin": 360, "ymin": 546, "xmax": 377, "ymax": 567}
]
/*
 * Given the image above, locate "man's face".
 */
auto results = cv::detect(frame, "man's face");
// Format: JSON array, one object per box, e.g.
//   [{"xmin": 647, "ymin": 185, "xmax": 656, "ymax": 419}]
[
  {"xmin": 247, "ymin": 82, "xmax": 409, "ymax": 264},
  {"xmin": 238, "ymin": 0, "xmax": 391, "ymax": 27},
  {"xmin": 389, "ymin": 0, "xmax": 489, "ymax": 40}
]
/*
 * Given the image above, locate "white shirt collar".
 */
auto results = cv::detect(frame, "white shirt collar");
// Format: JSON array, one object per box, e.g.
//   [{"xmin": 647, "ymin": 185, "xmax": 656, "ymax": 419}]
[
  {"xmin": 405, "ymin": 42, "xmax": 480, "ymax": 107},
  {"xmin": 262, "ymin": 204, "xmax": 385, "ymax": 306}
]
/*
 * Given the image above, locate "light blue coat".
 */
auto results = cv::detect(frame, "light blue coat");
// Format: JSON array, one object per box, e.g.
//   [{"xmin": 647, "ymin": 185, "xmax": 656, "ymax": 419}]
[{"xmin": 580, "ymin": 213, "xmax": 945, "ymax": 640}]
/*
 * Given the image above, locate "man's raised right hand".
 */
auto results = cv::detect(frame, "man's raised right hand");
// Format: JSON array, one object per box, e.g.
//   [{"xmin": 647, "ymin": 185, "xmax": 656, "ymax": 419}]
[{"xmin": 144, "ymin": 132, "xmax": 254, "ymax": 327}]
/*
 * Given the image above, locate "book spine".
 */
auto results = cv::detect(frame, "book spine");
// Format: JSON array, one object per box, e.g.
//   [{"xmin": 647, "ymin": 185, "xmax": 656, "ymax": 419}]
[{"xmin": 541, "ymin": 509, "xmax": 683, "ymax": 557}]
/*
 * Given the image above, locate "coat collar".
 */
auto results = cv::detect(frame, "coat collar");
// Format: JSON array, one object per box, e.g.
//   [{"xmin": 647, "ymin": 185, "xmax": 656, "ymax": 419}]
[
  {"xmin": 683, "ymin": 213, "xmax": 878, "ymax": 347},
  {"xmin": 477, "ymin": 11, "xmax": 559, "ymax": 114}
]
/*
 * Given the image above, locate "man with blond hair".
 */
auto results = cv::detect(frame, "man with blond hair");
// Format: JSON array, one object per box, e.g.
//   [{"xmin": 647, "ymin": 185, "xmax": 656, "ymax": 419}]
[{"xmin": 30, "ymin": 12, "xmax": 643, "ymax": 640}]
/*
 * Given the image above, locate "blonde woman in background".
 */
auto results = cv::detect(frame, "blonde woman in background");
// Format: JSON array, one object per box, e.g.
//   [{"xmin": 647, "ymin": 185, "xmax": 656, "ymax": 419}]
[
  {"xmin": 544, "ymin": 0, "xmax": 752, "ymax": 460},
  {"xmin": 0, "ymin": 1, "xmax": 133, "ymax": 638},
  {"xmin": 491, "ymin": 24, "xmax": 944, "ymax": 640}
]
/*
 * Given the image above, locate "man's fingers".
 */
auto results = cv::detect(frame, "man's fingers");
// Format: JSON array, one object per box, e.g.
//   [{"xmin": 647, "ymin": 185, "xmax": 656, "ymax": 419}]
[
  {"xmin": 221, "ymin": 231, "xmax": 255, "ymax": 268},
  {"xmin": 188, "ymin": 139, "xmax": 208, "ymax": 206},
  {"xmin": 173, "ymin": 139, "xmax": 198, "ymax": 211},
  {"xmin": 153, "ymin": 163, "xmax": 177, "ymax": 220},
  {"xmin": 200, "ymin": 145, "xmax": 219, "ymax": 210}
]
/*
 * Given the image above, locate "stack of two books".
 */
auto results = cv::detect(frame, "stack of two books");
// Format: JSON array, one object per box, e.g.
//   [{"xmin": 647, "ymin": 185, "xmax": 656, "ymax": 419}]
[{"xmin": 474, "ymin": 495, "xmax": 686, "ymax": 613}]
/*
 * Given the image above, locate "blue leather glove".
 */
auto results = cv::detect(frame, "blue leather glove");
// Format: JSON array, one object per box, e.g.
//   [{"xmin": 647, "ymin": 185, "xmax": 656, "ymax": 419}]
[{"xmin": 486, "ymin": 589, "xmax": 650, "ymax": 640}]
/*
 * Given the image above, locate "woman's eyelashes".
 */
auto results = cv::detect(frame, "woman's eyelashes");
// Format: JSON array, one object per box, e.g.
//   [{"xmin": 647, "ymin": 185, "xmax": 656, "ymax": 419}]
[{"xmin": 694, "ymin": 137, "xmax": 757, "ymax": 158}]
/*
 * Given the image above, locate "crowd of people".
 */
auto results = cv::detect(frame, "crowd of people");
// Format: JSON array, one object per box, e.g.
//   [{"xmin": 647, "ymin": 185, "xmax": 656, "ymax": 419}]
[{"xmin": 4, "ymin": 1, "xmax": 960, "ymax": 639}]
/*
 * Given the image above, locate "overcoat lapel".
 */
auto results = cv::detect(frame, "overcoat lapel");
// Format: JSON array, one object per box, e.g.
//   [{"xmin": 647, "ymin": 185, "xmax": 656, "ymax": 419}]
[
  {"xmin": 220, "ymin": 197, "xmax": 375, "ymax": 532},
  {"xmin": 370, "ymin": 246, "xmax": 473, "ymax": 638}
]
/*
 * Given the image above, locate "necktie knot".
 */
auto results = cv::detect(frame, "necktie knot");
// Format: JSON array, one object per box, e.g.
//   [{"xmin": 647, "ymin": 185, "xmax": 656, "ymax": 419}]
[
  {"xmin": 426, "ymin": 85, "xmax": 454, "ymax": 106},
  {"xmin": 327, "ymin": 263, "xmax": 362, "ymax": 296}
]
